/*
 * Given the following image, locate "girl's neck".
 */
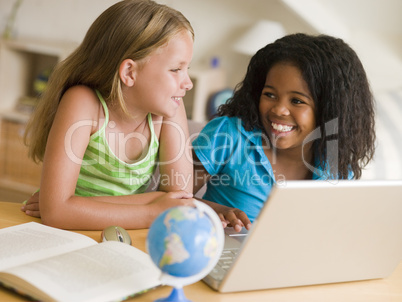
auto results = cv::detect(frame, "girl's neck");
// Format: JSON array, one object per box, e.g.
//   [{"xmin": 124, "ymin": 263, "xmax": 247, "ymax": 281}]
[
  {"xmin": 104, "ymin": 102, "xmax": 152, "ymax": 164},
  {"xmin": 263, "ymin": 139, "xmax": 314, "ymax": 181},
  {"xmin": 108, "ymin": 102, "xmax": 148, "ymax": 130}
]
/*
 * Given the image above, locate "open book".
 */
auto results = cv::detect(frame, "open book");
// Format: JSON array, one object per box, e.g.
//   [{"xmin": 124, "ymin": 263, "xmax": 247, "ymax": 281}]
[{"xmin": 0, "ymin": 222, "xmax": 162, "ymax": 302}]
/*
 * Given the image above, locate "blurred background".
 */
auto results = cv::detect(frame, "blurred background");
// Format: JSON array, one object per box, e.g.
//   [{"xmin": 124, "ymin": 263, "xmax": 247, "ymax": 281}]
[{"xmin": 0, "ymin": 0, "xmax": 401, "ymax": 91}]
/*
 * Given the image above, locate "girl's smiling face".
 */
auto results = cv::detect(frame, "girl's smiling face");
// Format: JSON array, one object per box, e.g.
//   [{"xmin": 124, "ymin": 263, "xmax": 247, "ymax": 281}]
[
  {"xmin": 125, "ymin": 30, "xmax": 194, "ymax": 118},
  {"xmin": 259, "ymin": 62, "xmax": 316, "ymax": 151}
]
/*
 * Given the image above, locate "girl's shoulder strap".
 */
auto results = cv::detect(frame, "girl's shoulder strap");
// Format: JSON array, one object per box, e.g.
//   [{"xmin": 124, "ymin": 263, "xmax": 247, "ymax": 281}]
[
  {"xmin": 147, "ymin": 113, "xmax": 155, "ymax": 135},
  {"xmin": 95, "ymin": 90, "xmax": 109, "ymax": 129}
]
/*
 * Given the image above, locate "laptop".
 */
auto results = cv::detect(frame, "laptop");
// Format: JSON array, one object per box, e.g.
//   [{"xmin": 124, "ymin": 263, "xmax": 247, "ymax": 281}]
[{"xmin": 203, "ymin": 180, "xmax": 402, "ymax": 293}]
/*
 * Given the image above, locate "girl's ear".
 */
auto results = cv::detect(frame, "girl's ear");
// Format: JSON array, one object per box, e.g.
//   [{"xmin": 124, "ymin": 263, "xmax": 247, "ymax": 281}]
[{"xmin": 119, "ymin": 59, "xmax": 137, "ymax": 87}]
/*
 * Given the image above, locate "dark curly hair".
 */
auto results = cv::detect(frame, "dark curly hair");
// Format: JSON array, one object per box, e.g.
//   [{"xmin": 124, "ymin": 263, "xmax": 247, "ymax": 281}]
[{"xmin": 218, "ymin": 33, "xmax": 375, "ymax": 179}]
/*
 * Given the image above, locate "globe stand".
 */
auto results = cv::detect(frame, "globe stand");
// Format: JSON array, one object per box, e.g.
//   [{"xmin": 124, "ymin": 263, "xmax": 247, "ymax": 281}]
[{"xmin": 155, "ymin": 286, "xmax": 191, "ymax": 302}]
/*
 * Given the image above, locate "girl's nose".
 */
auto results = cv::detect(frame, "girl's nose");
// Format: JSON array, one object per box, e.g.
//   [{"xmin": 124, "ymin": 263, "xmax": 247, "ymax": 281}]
[
  {"xmin": 271, "ymin": 100, "xmax": 290, "ymax": 116},
  {"xmin": 182, "ymin": 73, "xmax": 193, "ymax": 91}
]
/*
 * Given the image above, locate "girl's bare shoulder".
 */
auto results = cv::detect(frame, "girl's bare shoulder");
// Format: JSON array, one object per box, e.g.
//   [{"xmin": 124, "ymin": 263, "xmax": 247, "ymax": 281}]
[{"xmin": 58, "ymin": 86, "xmax": 100, "ymax": 118}]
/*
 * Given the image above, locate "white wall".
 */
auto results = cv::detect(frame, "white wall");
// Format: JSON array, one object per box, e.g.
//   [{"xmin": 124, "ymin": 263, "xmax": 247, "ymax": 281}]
[
  {"xmin": 0, "ymin": 0, "xmax": 116, "ymax": 43},
  {"xmin": 1, "ymin": 0, "xmax": 401, "ymax": 92}
]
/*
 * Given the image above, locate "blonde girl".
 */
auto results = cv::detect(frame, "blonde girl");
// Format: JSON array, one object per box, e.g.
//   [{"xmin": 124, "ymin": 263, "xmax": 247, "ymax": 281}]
[{"xmin": 22, "ymin": 0, "xmax": 195, "ymax": 230}]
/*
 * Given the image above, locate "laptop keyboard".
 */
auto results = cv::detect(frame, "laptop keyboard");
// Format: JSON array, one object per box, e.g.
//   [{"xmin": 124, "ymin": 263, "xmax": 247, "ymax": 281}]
[
  {"xmin": 209, "ymin": 248, "xmax": 240, "ymax": 281},
  {"xmin": 204, "ymin": 227, "xmax": 248, "ymax": 285}
]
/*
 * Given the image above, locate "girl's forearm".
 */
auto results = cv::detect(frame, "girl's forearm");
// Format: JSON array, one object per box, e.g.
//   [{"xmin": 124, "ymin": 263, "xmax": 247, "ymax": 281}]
[
  {"xmin": 90, "ymin": 191, "xmax": 165, "ymax": 205},
  {"xmin": 39, "ymin": 190, "xmax": 193, "ymax": 230},
  {"xmin": 40, "ymin": 196, "xmax": 161, "ymax": 230}
]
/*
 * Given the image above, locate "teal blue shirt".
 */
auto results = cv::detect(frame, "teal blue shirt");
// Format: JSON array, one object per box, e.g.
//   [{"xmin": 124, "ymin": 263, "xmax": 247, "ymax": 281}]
[{"xmin": 192, "ymin": 116, "xmax": 349, "ymax": 222}]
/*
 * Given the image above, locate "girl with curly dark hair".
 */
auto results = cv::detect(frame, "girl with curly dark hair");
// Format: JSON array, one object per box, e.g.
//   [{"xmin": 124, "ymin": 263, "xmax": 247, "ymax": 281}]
[{"xmin": 193, "ymin": 33, "xmax": 376, "ymax": 231}]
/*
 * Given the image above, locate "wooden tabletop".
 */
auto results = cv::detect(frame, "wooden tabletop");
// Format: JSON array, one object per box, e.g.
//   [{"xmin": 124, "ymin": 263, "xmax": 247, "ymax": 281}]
[{"xmin": 1, "ymin": 201, "xmax": 402, "ymax": 302}]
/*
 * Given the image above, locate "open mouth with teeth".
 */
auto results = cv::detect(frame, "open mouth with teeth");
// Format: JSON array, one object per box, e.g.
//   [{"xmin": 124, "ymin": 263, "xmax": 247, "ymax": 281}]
[
  {"xmin": 172, "ymin": 97, "xmax": 182, "ymax": 105},
  {"xmin": 271, "ymin": 122, "xmax": 294, "ymax": 133}
]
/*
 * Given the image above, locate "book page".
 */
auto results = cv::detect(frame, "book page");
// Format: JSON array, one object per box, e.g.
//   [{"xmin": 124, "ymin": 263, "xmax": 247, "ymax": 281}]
[
  {"xmin": 0, "ymin": 222, "xmax": 96, "ymax": 271},
  {"xmin": 1, "ymin": 241, "xmax": 162, "ymax": 302}
]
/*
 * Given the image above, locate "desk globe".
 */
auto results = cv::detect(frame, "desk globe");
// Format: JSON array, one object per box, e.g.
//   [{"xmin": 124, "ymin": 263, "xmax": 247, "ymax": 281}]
[{"xmin": 146, "ymin": 200, "xmax": 224, "ymax": 302}]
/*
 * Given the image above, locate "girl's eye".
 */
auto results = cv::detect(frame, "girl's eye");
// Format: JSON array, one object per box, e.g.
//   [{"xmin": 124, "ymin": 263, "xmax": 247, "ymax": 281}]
[
  {"xmin": 263, "ymin": 92, "xmax": 276, "ymax": 99},
  {"xmin": 292, "ymin": 98, "xmax": 305, "ymax": 104},
  {"xmin": 170, "ymin": 68, "xmax": 181, "ymax": 72}
]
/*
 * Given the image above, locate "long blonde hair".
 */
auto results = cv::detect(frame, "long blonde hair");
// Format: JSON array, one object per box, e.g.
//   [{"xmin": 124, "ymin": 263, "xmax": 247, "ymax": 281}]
[{"xmin": 24, "ymin": 0, "xmax": 194, "ymax": 163}]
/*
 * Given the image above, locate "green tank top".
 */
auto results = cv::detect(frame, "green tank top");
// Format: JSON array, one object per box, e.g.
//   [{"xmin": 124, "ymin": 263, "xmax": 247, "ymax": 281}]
[{"xmin": 75, "ymin": 90, "xmax": 159, "ymax": 196}]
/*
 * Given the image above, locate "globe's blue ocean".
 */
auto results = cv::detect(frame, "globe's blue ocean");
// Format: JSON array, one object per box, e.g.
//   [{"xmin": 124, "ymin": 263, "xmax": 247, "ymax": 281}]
[{"xmin": 147, "ymin": 206, "xmax": 218, "ymax": 277}]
